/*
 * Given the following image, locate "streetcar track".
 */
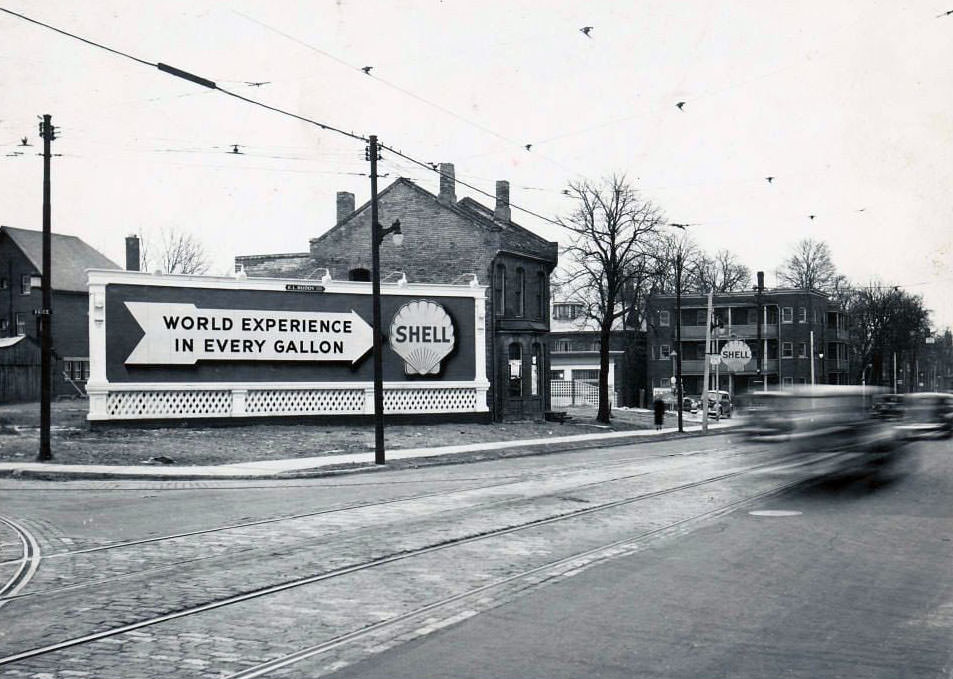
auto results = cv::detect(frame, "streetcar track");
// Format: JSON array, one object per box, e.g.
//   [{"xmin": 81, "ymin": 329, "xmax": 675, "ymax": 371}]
[
  {"xmin": 0, "ymin": 515, "xmax": 40, "ymax": 609},
  {"xmin": 0, "ymin": 451, "xmax": 830, "ymax": 667},
  {"xmin": 224, "ymin": 474, "xmax": 814, "ymax": 679},
  {"xmin": 0, "ymin": 444, "xmax": 743, "ymax": 569},
  {"xmin": 0, "ymin": 467, "xmax": 658, "ymax": 601}
]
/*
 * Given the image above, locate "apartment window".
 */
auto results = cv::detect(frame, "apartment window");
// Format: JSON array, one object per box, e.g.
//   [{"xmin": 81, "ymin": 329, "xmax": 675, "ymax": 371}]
[
  {"xmin": 495, "ymin": 264, "xmax": 506, "ymax": 316},
  {"xmin": 0, "ymin": 319, "xmax": 7, "ymax": 331},
  {"xmin": 347, "ymin": 268, "xmax": 370, "ymax": 282},
  {"xmin": 536, "ymin": 272, "xmax": 546, "ymax": 319},
  {"xmin": 553, "ymin": 303, "xmax": 584, "ymax": 320},
  {"xmin": 0, "ymin": 278, "xmax": 7, "ymax": 290},
  {"xmin": 64, "ymin": 358, "xmax": 90, "ymax": 382},
  {"xmin": 660, "ymin": 344, "xmax": 671, "ymax": 359},
  {"xmin": 797, "ymin": 342, "xmax": 807, "ymax": 358},
  {"xmin": 550, "ymin": 369, "xmax": 565, "ymax": 381},
  {"xmin": 660, "ymin": 377, "xmax": 671, "ymax": 388},
  {"xmin": 782, "ymin": 307, "xmax": 793, "ymax": 323},
  {"xmin": 508, "ymin": 342, "xmax": 522, "ymax": 396},
  {"xmin": 574, "ymin": 369, "xmax": 599, "ymax": 383},
  {"xmin": 798, "ymin": 307, "xmax": 807, "ymax": 323},
  {"xmin": 782, "ymin": 342, "xmax": 793, "ymax": 358},
  {"xmin": 515, "ymin": 267, "xmax": 525, "ymax": 316},
  {"xmin": 15, "ymin": 312, "xmax": 27, "ymax": 335},
  {"xmin": 695, "ymin": 310, "xmax": 707, "ymax": 326},
  {"xmin": 659, "ymin": 310, "xmax": 670, "ymax": 327},
  {"xmin": 782, "ymin": 377, "xmax": 794, "ymax": 386},
  {"xmin": 553, "ymin": 339, "xmax": 572, "ymax": 352},
  {"xmin": 21, "ymin": 274, "xmax": 31, "ymax": 295}
]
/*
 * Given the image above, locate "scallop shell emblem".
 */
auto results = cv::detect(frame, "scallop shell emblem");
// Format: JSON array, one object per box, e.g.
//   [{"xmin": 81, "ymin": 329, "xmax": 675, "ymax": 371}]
[{"xmin": 389, "ymin": 300, "xmax": 455, "ymax": 375}]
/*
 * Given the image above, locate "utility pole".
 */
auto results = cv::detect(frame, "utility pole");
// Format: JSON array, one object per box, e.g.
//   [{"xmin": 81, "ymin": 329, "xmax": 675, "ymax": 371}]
[
  {"xmin": 701, "ymin": 290, "xmax": 713, "ymax": 433},
  {"xmin": 367, "ymin": 135, "xmax": 386, "ymax": 465},
  {"xmin": 755, "ymin": 271, "xmax": 764, "ymax": 390},
  {"xmin": 37, "ymin": 114, "xmax": 54, "ymax": 462}
]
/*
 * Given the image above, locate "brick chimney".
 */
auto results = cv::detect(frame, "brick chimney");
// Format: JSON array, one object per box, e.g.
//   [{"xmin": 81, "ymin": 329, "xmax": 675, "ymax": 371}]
[
  {"xmin": 125, "ymin": 234, "xmax": 140, "ymax": 271},
  {"xmin": 494, "ymin": 180, "xmax": 511, "ymax": 223},
  {"xmin": 438, "ymin": 163, "xmax": 456, "ymax": 204},
  {"xmin": 336, "ymin": 192, "xmax": 355, "ymax": 225}
]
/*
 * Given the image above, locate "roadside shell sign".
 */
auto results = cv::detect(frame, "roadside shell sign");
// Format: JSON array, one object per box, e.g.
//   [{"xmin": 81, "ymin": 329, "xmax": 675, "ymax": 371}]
[{"xmin": 719, "ymin": 340, "xmax": 752, "ymax": 371}]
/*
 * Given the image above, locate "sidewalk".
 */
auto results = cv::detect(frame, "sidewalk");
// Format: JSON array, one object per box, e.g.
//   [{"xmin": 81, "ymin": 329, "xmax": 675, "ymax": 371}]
[{"xmin": 0, "ymin": 420, "xmax": 735, "ymax": 480}]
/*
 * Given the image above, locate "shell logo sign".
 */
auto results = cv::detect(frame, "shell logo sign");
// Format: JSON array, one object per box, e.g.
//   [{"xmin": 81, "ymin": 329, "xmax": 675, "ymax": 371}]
[
  {"xmin": 719, "ymin": 339, "xmax": 752, "ymax": 371},
  {"xmin": 389, "ymin": 300, "xmax": 455, "ymax": 375}
]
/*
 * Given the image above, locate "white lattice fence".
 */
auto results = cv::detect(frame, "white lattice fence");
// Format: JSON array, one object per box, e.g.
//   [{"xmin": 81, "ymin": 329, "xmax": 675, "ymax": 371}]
[
  {"xmin": 105, "ymin": 390, "xmax": 232, "ymax": 418},
  {"xmin": 246, "ymin": 389, "xmax": 365, "ymax": 415},
  {"xmin": 383, "ymin": 388, "xmax": 478, "ymax": 413},
  {"xmin": 550, "ymin": 380, "xmax": 617, "ymax": 408}
]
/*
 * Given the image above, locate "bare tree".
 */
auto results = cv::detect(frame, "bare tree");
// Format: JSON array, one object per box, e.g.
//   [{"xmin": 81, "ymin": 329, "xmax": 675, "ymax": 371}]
[
  {"xmin": 776, "ymin": 238, "xmax": 844, "ymax": 292},
  {"xmin": 690, "ymin": 249, "xmax": 752, "ymax": 293},
  {"xmin": 140, "ymin": 228, "xmax": 211, "ymax": 275},
  {"xmin": 558, "ymin": 175, "xmax": 664, "ymax": 423}
]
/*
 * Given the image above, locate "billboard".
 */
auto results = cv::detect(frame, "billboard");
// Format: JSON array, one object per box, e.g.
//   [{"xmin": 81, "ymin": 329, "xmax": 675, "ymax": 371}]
[{"xmin": 87, "ymin": 270, "xmax": 489, "ymax": 422}]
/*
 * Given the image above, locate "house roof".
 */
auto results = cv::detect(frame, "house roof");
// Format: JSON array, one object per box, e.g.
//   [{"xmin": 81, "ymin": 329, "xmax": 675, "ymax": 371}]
[
  {"xmin": 1, "ymin": 226, "xmax": 120, "ymax": 292},
  {"xmin": 311, "ymin": 177, "xmax": 558, "ymax": 267}
]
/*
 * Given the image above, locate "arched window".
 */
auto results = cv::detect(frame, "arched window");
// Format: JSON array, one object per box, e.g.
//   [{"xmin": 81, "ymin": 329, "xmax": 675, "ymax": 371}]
[
  {"xmin": 348, "ymin": 268, "xmax": 371, "ymax": 282},
  {"xmin": 515, "ymin": 267, "xmax": 525, "ymax": 317},
  {"xmin": 536, "ymin": 271, "xmax": 546, "ymax": 319},
  {"xmin": 495, "ymin": 264, "xmax": 506, "ymax": 316},
  {"xmin": 508, "ymin": 342, "xmax": 522, "ymax": 396}
]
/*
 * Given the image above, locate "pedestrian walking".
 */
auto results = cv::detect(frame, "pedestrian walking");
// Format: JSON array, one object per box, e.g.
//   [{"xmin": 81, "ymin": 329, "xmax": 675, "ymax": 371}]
[{"xmin": 653, "ymin": 398, "xmax": 666, "ymax": 430}]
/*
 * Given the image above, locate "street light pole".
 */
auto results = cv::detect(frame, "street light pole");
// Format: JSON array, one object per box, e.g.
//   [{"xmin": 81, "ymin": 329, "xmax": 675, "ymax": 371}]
[{"xmin": 366, "ymin": 135, "xmax": 403, "ymax": 465}]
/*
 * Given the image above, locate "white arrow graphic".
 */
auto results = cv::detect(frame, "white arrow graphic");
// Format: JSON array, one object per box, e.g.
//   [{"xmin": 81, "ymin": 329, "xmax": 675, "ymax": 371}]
[{"xmin": 124, "ymin": 302, "xmax": 373, "ymax": 365}]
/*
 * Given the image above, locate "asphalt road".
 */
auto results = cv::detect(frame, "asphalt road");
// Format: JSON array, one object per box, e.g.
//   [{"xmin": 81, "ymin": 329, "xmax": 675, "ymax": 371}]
[
  {"xmin": 0, "ymin": 434, "xmax": 950, "ymax": 678},
  {"xmin": 325, "ymin": 440, "xmax": 953, "ymax": 679}
]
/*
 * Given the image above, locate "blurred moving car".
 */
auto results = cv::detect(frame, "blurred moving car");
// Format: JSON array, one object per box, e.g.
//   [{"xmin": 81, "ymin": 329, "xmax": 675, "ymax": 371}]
[
  {"xmin": 739, "ymin": 385, "xmax": 898, "ymax": 457},
  {"xmin": 872, "ymin": 393, "xmax": 905, "ymax": 421},
  {"xmin": 895, "ymin": 392, "xmax": 953, "ymax": 440}
]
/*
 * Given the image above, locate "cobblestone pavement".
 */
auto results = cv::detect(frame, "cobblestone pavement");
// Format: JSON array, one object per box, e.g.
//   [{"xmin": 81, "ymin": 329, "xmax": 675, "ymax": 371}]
[{"xmin": 0, "ymin": 437, "xmax": 807, "ymax": 678}]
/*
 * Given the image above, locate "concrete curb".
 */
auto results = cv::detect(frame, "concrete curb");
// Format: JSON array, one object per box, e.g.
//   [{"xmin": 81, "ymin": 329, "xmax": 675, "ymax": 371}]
[{"xmin": 0, "ymin": 422, "xmax": 739, "ymax": 481}]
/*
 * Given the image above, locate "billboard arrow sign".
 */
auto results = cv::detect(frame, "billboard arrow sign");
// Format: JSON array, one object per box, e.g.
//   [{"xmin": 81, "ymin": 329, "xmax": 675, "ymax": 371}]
[{"xmin": 124, "ymin": 302, "xmax": 373, "ymax": 365}]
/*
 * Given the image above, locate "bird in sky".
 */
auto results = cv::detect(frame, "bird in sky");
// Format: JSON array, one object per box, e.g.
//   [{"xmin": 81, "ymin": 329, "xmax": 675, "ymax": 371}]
[
  {"xmin": 362, "ymin": 66, "xmax": 373, "ymax": 74},
  {"xmin": 676, "ymin": 101, "xmax": 686, "ymax": 110},
  {"xmin": 562, "ymin": 189, "xmax": 571, "ymax": 195},
  {"xmin": 244, "ymin": 81, "xmax": 270, "ymax": 87},
  {"xmin": 809, "ymin": 214, "xmax": 816, "ymax": 220},
  {"xmin": 19, "ymin": 137, "xmax": 29, "ymax": 146},
  {"xmin": 230, "ymin": 145, "xmax": 242, "ymax": 154},
  {"xmin": 766, "ymin": 176, "xmax": 774, "ymax": 183},
  {"xmin": 524, "ymin": 144, "xmax": 532, "ymax": 151},
  {"xmin": 936, "ymin": 9, "xmax": 953, "ymax": 17},
  {"xmin": 580, "ymin": 26, "xmax": 593, "ymax": 37}
]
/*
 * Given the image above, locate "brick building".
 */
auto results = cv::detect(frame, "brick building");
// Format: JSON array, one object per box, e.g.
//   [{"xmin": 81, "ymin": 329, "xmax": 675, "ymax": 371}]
[
  {"xmin": 236, "ymin": 165, "xmax": 559, "ymax": 421},
  {"xmin": 645, "ymin": 288, "xmax": 850, "ymax": 399},
  {"xmin": 0, "ymin": 226, "xmax": 120, "ymax": 397}
]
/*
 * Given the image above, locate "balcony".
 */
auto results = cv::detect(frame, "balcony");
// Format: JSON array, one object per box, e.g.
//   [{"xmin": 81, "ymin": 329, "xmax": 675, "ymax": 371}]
[
  {"xmin": 678, "ymin": 324, "xmax": 778, "ymax": 339},
  {"xmin": 675, "ymin": 358, "xmax": 779, "ymax": 375}
]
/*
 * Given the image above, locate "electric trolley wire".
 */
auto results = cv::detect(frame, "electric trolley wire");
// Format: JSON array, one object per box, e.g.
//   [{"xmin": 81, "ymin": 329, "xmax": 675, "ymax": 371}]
[{"xmin": 0, "ymin": 5, "xmax": 568, "ymax": 230}]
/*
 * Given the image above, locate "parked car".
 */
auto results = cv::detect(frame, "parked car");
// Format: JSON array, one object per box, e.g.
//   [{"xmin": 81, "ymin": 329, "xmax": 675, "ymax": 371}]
[
  {"xmin": 709, "ymin": 390, "xmax": 733, "ymax": 418},
  {"xmin": 698, "ymin": 395, "xmax": 722, "ymax": 419},
  {"xmin": 682, "ymin": 396, "xmax": 698, "ymax": 413}
]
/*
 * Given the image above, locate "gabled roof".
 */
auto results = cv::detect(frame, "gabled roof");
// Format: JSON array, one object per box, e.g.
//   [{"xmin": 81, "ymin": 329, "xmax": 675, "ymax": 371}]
[
  {"xmin": 1, "ymin": 226, "xmax": 120, "ymax": 292},
  {"xmin": 311, "ymin": 178, "xmax": 558, "ymax": 266}
]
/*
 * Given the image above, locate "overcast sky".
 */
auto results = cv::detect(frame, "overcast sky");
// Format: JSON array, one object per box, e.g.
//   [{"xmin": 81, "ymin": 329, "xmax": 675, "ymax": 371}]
[{"xmin": 1, "ymin": 1, "xmax": 951, "ymax": 327}]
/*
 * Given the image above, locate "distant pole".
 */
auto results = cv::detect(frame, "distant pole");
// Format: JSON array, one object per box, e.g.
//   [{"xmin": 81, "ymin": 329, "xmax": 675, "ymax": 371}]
[
  {"xmin": 893, "ymin": 352, "xmax": 897, "ymax": 393},
  {"xmin": 755, "ymin": 271, "xmax": 764, "ymax": 389},
  {"xmin": 38, "ymin": 114, "xmax": 54, "ymax": 462},
  {"xmin": 810, "ymin": 330, "xmax": 815, "ymax": 385},
  {"xmin": 675, "ymin": 252, "xmax": 684, "ymax": 433},
  {"xmin": 701, "ymin": 290, "xmax": 713, "ymax": 433},
  {"xmin": 367, "ymin": 134, "xmax": 385, "ymax": 465}
]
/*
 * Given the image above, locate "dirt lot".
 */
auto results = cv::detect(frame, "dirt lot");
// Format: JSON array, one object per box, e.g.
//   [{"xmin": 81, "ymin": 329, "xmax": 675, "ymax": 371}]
[{"xmin": 0, "ymin": 399, "xmax": 664, "ymax": 466}]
